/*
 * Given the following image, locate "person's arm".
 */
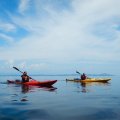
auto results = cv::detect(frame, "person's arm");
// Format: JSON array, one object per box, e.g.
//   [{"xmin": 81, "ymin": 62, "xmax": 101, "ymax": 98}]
[{"xmin": 29, "ymin": 76, "xmax": 32, "ymax": 79}]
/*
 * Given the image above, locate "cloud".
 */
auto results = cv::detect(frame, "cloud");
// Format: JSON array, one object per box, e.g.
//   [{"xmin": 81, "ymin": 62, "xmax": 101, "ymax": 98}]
[
  {"xmin": 10, "ymin": 1, "xmax": 120, "ymax": 60},
  {"xmin": 5, "ymin": 59, "xmax": 14, "ymax": 68},
  {"xmin": 0, "ymin": 22, "xmax": 16, "ymax": 32},
  {"xmin": 0, "ymin": 0, "xmax": 120, "ymax": 73},
  {"xmin": 18, "ymin": 0, "xmax": 31, "ymax": 14},
  {"xmin": 0, "ymin": 33, "xmax": 14, "ymax": 43},
  {"xmin": 0, "ymin": 21, "xmax": 16, "ymax": 45}
]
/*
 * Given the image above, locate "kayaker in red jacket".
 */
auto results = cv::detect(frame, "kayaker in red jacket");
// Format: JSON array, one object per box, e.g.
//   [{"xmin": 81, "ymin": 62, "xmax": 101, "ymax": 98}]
[
  {"xmin": 81, "ymin": 73, "xmax": 87, "ymax": 80},
  {"xmin": 21, "ymin": 72, "xmax": 30, "ymax": 83}
]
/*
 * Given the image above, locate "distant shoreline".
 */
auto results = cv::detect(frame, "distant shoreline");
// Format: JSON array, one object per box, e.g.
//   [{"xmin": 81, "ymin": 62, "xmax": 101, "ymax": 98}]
[{"xmin": 0, "ymin": 73, "xmax": 115, "ymax": 76}]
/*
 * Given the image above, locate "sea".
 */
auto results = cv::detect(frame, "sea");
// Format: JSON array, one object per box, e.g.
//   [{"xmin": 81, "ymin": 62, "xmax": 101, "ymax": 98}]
[{"xmin": 0, "ymin": 75, "xmax": 120, "ymax": 120}]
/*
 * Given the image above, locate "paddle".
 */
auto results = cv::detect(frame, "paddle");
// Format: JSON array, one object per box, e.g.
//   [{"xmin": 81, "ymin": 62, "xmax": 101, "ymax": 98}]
[
  {"xmin": 13, "ymin": 67, "xmax": 24, "ymax": 74},
  {"xmin": 13, "ymin": 67, "xmax": 33, "ymax": 80},
  {"xmin": 76, "ymin": 71, "xmax": 90, "ymax": 79},
  {"xmin": 76, "ymin": 71, "xmax": 81, "ymax": 75}
]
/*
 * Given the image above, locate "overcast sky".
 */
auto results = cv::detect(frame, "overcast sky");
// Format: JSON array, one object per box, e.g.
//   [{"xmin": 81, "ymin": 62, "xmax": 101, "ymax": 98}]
[{"xmin": 0, "ymin": 0, "xmax": 120, "ymax": 75}]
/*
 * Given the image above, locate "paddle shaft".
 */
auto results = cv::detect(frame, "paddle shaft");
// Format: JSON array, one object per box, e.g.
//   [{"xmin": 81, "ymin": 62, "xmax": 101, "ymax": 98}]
[{"xmin": 13, "ymin": 67, "xmax": 33, "ymax": 79}]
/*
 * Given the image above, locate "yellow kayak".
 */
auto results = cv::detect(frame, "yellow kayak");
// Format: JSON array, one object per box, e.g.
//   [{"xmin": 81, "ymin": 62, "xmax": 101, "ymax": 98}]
[{"xmin": 66, "ymin": 78, "xmax": 111, "ymax": 83}]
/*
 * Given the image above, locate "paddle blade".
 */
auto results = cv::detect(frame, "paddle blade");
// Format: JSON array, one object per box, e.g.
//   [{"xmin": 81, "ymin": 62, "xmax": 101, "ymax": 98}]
[
  {"xmin": 76, "ymin": 71, "xmax": 81, "ymax": 74},
  {"xmin": 13, "ymin": 67, "xmax": 20, "ymax": 71}
]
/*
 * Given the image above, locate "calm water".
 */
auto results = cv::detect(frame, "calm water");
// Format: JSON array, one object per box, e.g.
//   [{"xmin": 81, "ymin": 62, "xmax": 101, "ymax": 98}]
[{"xmin": 0, "ymin": 75, "xmax": 120, "ymax": 120}]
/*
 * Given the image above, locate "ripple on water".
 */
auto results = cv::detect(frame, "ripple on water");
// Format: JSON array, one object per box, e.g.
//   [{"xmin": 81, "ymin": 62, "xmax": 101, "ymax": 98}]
[
  {"xmin": 0, "ymin": 107, "xmax": 50, "ymax": 120},
  {"xmin": 70, "ymin": 108, "xmax": 119, "ymax": 120}
]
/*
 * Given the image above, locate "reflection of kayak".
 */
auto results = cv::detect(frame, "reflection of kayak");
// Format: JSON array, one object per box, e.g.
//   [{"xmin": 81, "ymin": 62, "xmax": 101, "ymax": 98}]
[
  {"xmin": 7, "ymin": 80, "xmax": 57, "ymax": 87},
  {"xmin": 21, "ymin": 84, "xmax": 57, "ymax": 93},
  {"xmin": 66, "ymin": 78, "xmax": 111, "ymax": 82}
]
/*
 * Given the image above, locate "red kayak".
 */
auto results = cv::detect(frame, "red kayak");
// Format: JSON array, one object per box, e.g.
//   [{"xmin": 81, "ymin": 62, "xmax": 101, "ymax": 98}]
[{"xmin": 7, "ymin": 80, "xmax": 57, "ymax": 87}]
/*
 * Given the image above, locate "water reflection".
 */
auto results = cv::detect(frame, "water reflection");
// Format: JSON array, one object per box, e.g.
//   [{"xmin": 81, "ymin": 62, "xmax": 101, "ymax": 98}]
[
  {"xmin": 81, "ymin": 82, "xmax": 87, "ymax": 93},
  {"xmin": 66, "ymin": 80, "xmax": 111, "ymax": 93},
  {"xmin": 6, "ymin": 83, "xmax": 57, "ymax": 102},
  {"xmin": 21, "ymin": 85, "xmax": 29, "ymax": 93},
  {"xmin": 21, "ymin": 85, "xmax": 57, "ymax": 93},
  {"xmin": 80, "ymin": 82, "xmax": 110, "ymax": 93}
]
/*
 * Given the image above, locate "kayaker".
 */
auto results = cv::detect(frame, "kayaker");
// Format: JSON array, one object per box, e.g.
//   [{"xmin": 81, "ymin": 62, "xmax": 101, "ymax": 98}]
[
  {"xmin": 81, "ymin": 73, "xmax": 87, "ymax": 80},
  {"xmin": 21, "ymin": 72, "xmax": 30, "ymax": 83}
]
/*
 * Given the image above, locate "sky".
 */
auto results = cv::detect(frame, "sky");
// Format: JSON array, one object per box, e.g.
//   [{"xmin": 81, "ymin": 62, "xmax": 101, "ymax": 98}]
[{"xmin": 0, "ymin": 0, "xmax": 120, "ymax": 75}]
